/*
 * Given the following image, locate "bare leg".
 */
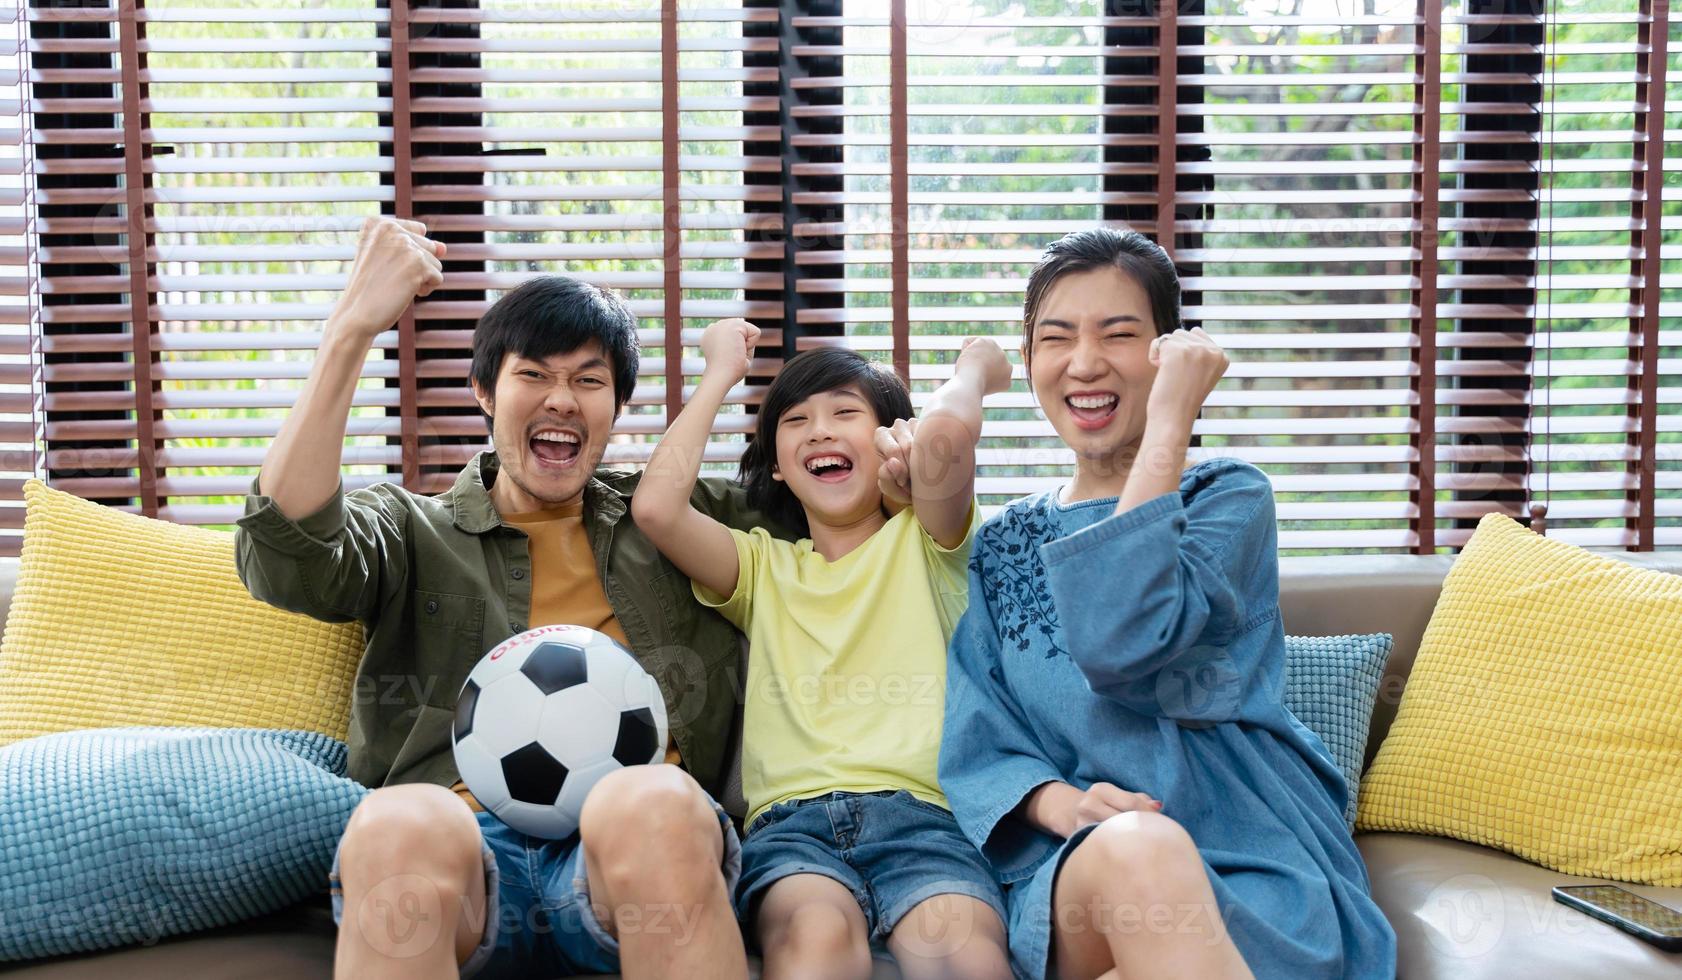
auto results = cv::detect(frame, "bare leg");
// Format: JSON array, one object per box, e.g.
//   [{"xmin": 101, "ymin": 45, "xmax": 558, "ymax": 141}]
[
  {"xmin": 888, "ymin": 894, "xmax": 1011, "ymax": 980},
  {"xmin": 756, "ymin": 874, "xmax": 874, "ymax": 980},
  {"xmin": 332, "ymin": 784, "xmax": 488, "ymax": 980},
  {"xmin": 578, "ymin": 765, "xmax": 748, "ymax": 980},
  {"xmin": 1050, "ymin": 811, "xmax": 1253, "ymax": 980}
]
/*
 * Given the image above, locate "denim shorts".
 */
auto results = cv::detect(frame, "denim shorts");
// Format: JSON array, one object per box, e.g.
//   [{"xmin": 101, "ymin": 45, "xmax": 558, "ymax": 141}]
[
  {"xmin": 737, "ymin": 789, "xmax": 1006, "ymax": 945},
  {"xmin": 330, "ymin": 798, "xmax": 741, "ymax": 979}
]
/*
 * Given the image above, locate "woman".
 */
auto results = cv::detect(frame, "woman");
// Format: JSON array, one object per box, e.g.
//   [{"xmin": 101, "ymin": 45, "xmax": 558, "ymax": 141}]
[{"xmin": 939, "ymin": 228, "xmax": 1397, "ymax": 979}]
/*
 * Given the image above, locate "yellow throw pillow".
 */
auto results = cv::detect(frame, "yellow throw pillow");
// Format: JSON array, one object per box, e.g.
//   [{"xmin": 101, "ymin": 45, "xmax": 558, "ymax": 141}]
[
  {"xmin": 1356, "ymin": 513, "xmax": 1682, "ymax": 885},
  {"xmin": 0, "ymin": 480, "xmax": 363, "ymax": 745}
]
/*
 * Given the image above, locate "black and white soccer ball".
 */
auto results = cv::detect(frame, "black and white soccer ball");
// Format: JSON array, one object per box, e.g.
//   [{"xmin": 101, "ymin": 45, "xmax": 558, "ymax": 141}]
[{"xmin": 451, "ymin": 625, "xmax": 668, "ymax": 839}]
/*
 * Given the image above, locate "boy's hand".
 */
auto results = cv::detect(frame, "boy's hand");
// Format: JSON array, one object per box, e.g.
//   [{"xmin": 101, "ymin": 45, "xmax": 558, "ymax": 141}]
[
  {"xmin": 873, "ymin": 418, "xmax": 918, "ymax": 506},
  {"xmin": 1145, "ymin": 327, "xmax": 1228, "ymax": 434},
  {"xmin": 327, "ymin": 217, "xmax": 446, "ymax": 343},
  {"xmin": 699, "ymin": 318, "xmax": 760, "ymax": 383},
  {"xmin": 955, "ymin": 336, "xmax": 1013, "ymax": 396}
]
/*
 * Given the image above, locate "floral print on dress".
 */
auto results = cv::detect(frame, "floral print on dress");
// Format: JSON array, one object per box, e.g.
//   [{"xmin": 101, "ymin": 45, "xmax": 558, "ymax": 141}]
[{"xmin": 973, "ymin": 495, "xmax": 1067, "ymax": 660}]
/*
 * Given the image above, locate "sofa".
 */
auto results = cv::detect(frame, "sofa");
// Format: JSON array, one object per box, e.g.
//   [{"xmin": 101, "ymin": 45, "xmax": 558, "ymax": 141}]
[{"xmin": 4, "ymin": 553, "xmax": 1681, "ymax": 979}]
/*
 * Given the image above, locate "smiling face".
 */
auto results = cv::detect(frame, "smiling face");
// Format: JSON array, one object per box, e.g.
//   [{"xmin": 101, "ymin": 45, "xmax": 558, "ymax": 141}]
[
  {"xmin": 1026, "ymin": 264, "xmax": 1161, "ymax": 466},
  {"xmin": 770, "ymin": 384, "xmax": 886, "ymax": 529},
  {"xmin": 472, "ymin": 343, "xmax": 618, "ymax": 513}
]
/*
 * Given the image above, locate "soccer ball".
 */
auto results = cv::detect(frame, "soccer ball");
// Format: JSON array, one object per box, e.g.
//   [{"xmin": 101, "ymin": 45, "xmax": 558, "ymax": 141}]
[{"xmin": 451, "ymin": 625, "xmax": 668, "ymax": 839}]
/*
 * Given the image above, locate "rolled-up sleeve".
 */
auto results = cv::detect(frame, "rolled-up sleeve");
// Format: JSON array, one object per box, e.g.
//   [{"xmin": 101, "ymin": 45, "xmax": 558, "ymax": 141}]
[
  {"xmin": 235, "ymin": 479, "xmax": 407, "ymax": 625},
  {"xmin": 1040, "ymin": 461, "xmax": 1276, "ymax": 722}
]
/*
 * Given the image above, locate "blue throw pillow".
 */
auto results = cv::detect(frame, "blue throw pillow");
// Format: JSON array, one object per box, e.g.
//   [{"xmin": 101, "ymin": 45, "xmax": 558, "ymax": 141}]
[
  {"xmin": 0, "ymin": 727, "xmax": 368, "ymax": 961},
  {"xmin": 1282, "ymin": 633, "xmax": 1392, "ymax": 827}
]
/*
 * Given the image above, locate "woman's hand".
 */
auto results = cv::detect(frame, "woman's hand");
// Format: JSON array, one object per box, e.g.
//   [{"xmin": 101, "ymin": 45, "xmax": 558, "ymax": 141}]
[
  {"xmin": 699, "ymin": 318, "xmax": 760, "ymax": 384},
  {"xmin": 1067, "ymin": 782, "xmax": 1162, "ymax": 835},
  {"xmin": 1114, "ymin": 328, "xmax": 1227, "ymax": 516},
  {"xmin": 1145, "ymin": 327, "xmax": 1228, "ymax": 435},
  {"xmin": 1026, "ymin": 781, "xmax": 1161, "ymax": 840}
]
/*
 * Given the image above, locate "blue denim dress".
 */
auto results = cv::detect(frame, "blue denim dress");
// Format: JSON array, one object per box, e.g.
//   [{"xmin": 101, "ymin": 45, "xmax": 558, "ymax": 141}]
[{"xmin": 939, "ymin": 458, "xmax": 1397, "ymax": 979}]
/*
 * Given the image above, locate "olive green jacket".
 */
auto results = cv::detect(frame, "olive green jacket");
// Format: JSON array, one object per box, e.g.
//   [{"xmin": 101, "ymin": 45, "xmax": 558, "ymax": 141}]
[{"xmin": 235, "ymin": 451, "xmax": 773, "ymax": 800}]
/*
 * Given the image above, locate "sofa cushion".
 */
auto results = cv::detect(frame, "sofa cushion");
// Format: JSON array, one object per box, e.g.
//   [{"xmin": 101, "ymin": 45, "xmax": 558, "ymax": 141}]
[
  {"xmin": 1358, "ymin": 832, "xmax": 1682, "ymax": 979},
  {"xmin": 0, "ymin": 727, "xmax": 366, "ymax": 962},
  {"xmin": 1282, "ymin": 633, "xmax": 1391, "ymax": 825},
  {"xmin": 0, "ymin": 481, "xmax": 363, "ymax": 746},
  {"xmin": 1356, "ymin": 514, "xmax": 1682, "ymax": 886}
]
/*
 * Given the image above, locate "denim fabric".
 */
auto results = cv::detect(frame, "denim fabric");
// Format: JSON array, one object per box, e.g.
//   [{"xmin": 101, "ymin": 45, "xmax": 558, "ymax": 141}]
[
  {"xmin": 737, "ymin": 790, "xmax": 1005, "ymax": 945},
  {"xmin": 940, "ymin": 459, "xmax": 1398, "ymax": 979}
]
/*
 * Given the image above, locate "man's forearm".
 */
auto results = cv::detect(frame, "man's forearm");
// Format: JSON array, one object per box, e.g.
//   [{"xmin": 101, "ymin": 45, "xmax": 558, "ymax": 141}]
[{"xmin": 257, "ymin": 318, "xmax": 374, "ymax": 520}]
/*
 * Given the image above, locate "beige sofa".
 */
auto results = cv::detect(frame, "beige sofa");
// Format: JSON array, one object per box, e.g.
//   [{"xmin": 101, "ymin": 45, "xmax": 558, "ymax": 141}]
[{"xmin": 4, "ymin": 554, "xmax": 1681, "ymax": 979}]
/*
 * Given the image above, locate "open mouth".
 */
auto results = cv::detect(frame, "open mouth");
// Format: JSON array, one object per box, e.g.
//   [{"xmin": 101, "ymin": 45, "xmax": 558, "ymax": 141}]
[
  {"xmin": 803, "ymin": 452, "xmax": 854, "ymax": 484},
  {"xmin": 1065, "ymin": 393, "xmax": 1119, "ymax": 431},
  {"xmin": 529, "ymin": 428, "xmax": 582, "ymax": 467}
]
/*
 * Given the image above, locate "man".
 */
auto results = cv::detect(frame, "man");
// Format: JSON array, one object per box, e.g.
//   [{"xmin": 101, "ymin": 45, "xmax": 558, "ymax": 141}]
[{"xmin": 236, "ymin": 216, "xmax": 775, "ymax": 979}]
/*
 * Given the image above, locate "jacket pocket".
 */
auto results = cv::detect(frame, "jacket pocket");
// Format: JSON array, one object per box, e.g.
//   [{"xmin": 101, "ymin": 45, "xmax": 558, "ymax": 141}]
[{"xmin": 415, "ymin": 589, "xmax": 485, "ymax": 635}]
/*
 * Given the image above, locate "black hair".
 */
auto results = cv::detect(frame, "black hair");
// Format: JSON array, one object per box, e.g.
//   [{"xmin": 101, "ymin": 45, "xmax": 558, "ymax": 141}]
[
  {"xmin": 1021, "ymin": 227, "xmax": 1181, "ymax": 364},
  {"xmin": 738, "ymin": 347, "xmax": 913, "ymax": 536},
  {"xmin": 470, "ymin": 275, "xmax": 640, "ymax": 427}
]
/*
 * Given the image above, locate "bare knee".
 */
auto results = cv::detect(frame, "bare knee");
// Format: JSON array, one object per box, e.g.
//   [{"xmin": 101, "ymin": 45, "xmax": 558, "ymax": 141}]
[
  {"xmin": 579, "ymin": 765, "xmax": 720, "ymax": 891},
  {"xmin": 337, "ymin": 783, "xmax": 482, "ymax": 891},
  {"xmin": 909, "ymin": 943, "xmax": 1012, "ymax": 980},
  {"xmin": 765, "ymin": 902, "xmax": 873, "ymax": 978},
  {"xmin": 891, "ymin": 897, "xmax": 1011, "ymax": 980},
  {"xmin": 1072, "ymin": 810, "xmax": 1203, "ymax": 898}
]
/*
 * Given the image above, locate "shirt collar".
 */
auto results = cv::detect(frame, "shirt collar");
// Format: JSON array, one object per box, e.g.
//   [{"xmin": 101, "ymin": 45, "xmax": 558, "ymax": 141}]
[{"xmin": 447, "ymin": 451, "xmax": 628, "ymax": 534}]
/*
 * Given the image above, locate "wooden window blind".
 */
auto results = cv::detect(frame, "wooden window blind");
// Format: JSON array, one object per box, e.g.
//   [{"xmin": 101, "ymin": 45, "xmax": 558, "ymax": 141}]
[
  {"xmin": 0, "ymin": 2, "xmax": 33, "ymax": 557},
  {"xmin": 13, "ymin": 0, "xmax": 1680, "ymax": 554},
  {"xmin": 24, "ymin": 0, "xmax": 786, "ymax": 529}
]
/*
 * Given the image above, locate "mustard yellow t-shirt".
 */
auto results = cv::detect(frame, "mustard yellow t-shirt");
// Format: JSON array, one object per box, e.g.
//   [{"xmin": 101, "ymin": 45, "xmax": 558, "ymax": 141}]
[
  {"xmin": 451, "ymin": 502, "xmax": 679, "ymax": 812},
  {"xmin": 694, "ymin": 504, "xmax": 978, "ymax": 829}
]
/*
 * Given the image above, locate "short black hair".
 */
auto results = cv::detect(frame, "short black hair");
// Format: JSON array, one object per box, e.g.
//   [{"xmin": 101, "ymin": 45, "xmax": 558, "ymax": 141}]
[
  {"xmin": 470, "ymin": 276, "xmax": 640, "ymax": 427},
  {"xmin": 738, "ymin": 347, "xmax": 913, "ymax": 536},
  {"xmin": 1022, "ymin": 227, "xmax": 1181, "ymax": 365}
]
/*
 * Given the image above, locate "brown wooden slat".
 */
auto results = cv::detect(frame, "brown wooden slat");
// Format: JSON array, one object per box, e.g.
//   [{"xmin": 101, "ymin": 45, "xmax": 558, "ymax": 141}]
[
  {"xmin": 1413, "ymin": 0, "xmax": 1441, "ymax": 554},
  {"xmin": 390, "ymin": 0, "xmax": 417, "ymax": 491},
  {"xmin": 1619, "ymin": 0, "xmax": 1663, "ymax": 550},
  {"xmin": 118, "ymin": 0, "xmax": 158, "ymax": 517},
  {"xmin": 662, "ymin": 0, "xmax": 682, "ymax": 424},
  {"xmin": 1157, "ymin": 0, "xmax": 1178, "ymax": 262}
]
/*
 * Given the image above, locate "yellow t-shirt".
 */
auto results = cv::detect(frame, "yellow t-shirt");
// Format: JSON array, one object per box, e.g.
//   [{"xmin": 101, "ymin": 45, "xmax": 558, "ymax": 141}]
[
  {"xmin": 694, "ymin": 504, "xmax": 978, "ymax": 829},
  {"xmin": 452, "ymin": 502, "xmax": 679, "ymax": 813}
]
